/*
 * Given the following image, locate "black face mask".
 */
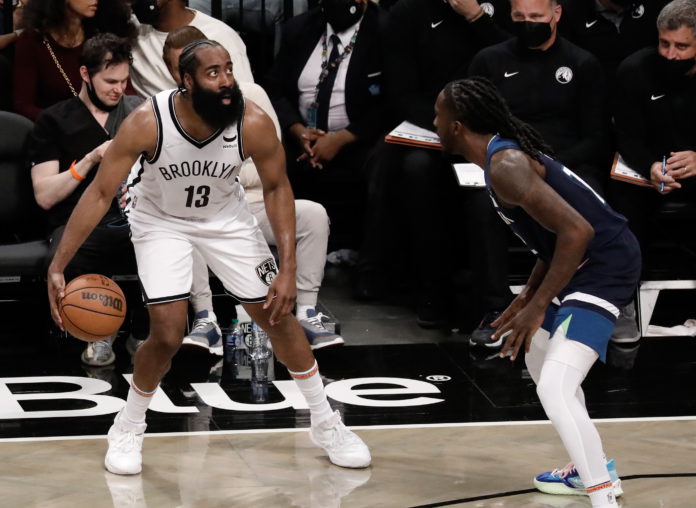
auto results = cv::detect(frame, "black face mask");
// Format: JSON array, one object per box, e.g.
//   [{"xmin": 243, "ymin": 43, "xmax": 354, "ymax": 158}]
[
  {"xmin": 658, "ymin": 54, "xmax": 696, "ymax": 81},
  {"xmin": 132, "ymin": 0, "xmax": 161, "ymax": 25},
  {"xmin": 86, "ymin": 80, "xmax": 119, "ymax": 112},
  {"xmin": 321, "ymin": 0, "xmax": 363, "ymax": 33},
  {"xmin": 190, "ymin": 80, "xmax": 244, "ymax": 130},
  {"xmin": 513, "ymin": 20, "xmax": 553, "ymax": 48}
]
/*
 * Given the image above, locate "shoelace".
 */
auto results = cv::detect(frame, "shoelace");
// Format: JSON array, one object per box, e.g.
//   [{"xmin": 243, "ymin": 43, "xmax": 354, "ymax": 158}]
[
  {"xmin": 551, "ymin": 462, "xmax": 577, "ymax": 479},
  {"xmin": 191, "ymin": 319, "xmax": 213, "ymax": 333},
  {"xmin": 305, "ymin": 313, "xmax": 329, "ymax": 330},
  {"xmin": 114, "ymin": 426, "xmax": 141, "ymax": 453},
  {"xmin": 320, "ymin": 412, "xmax": 358, "ymax": 449}
]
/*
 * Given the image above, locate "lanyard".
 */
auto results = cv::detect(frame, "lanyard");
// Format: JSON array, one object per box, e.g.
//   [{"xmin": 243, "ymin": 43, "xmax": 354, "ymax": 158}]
[{"xmin": 307, "ymin": 27, "xmax": 360, "ymax": 128}]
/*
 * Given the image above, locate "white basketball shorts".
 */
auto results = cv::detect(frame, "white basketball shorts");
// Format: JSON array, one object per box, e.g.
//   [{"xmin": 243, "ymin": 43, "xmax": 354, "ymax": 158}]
[{"xmin": 128, "ymin": 198, "xmax": 278, "ymax": 305}]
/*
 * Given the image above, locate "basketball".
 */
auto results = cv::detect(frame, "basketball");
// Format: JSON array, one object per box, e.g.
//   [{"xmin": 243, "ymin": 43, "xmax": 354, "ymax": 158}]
[{"xmin": 59, "ymin": 274, "xmax": 127, "ymax": 342}]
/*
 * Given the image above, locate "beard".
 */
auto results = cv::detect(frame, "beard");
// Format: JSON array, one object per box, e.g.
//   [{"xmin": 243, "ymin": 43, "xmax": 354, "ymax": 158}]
[{"xmin": 190, "ymin": 80, "xmax": 244, "ymax": 130}]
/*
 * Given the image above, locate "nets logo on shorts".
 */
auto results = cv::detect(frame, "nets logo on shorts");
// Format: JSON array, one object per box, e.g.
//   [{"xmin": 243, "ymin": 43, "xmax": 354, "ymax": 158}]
[{"xmin": 256, "ymin": 257, "xmax": 278, "ymax": 286}]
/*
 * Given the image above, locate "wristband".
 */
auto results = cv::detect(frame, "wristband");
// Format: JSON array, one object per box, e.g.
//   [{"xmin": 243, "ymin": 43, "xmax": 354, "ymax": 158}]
[{"xmin": 69, "ymin": 160, "xmax": 85, "ymax": 181}]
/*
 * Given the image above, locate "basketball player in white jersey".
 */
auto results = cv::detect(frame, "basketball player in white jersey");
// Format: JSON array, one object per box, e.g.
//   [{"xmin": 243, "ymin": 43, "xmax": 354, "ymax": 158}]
[{"xmin": 46, "ymin": 39, "xmax": 370, "ymax": 475}]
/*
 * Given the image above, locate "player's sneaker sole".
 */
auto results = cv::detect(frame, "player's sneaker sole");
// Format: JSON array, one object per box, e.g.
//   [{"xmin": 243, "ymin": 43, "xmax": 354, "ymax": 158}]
[{"xmin": 533, "ymin": 477, "xmax": 623, "ymax": 497}]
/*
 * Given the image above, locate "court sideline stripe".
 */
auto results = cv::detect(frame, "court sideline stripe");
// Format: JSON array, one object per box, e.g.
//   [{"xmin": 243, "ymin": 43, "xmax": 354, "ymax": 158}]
[
  {"xmin": 408, "ymin": 473, "xmax": 696, "ymax": 508},
  {"xmin": 0, "ymin": 414, "xmax": 695, "ymax": 443}
]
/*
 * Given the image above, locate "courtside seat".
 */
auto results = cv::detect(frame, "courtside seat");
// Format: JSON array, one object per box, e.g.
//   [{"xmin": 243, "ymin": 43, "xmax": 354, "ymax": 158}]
[{"xmin": 0, "ymin": 111, "xmax": 49, "ymax": 292}]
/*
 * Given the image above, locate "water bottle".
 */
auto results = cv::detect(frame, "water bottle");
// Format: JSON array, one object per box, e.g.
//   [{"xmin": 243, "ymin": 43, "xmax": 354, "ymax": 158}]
[{"xmin": 250, "ymin": 322, "xmax": 272, "ymax": 383}]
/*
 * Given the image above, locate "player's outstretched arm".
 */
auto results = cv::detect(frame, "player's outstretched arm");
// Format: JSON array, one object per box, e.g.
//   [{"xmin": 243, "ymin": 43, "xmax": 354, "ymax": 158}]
[
  {"xmin": 47, "ymin": 103, "xmax": 158, "ymax": 329},
  {"xmin": 243, "ymin": 100, "xmax": 297, "ymax": 326},
  {"xmin": 489, "ymin": 150, "xmax": 594, "ymax": 360}
]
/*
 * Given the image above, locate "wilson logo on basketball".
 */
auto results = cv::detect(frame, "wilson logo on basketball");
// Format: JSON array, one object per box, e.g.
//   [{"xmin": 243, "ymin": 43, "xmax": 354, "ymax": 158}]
[{"xmin": 81, "ymin": 292, "xmax": 124, "ymax": 312}]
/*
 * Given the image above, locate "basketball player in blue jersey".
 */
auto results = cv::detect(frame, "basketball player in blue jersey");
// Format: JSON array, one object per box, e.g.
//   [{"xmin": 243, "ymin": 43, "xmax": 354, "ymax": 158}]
[
  {"xmin": 433, "ymin": 77, "xmax": 641, "ymax": 508},
  {"xmin": 46, "ymin": 40, "xmax": 370, "ymax": 475}
]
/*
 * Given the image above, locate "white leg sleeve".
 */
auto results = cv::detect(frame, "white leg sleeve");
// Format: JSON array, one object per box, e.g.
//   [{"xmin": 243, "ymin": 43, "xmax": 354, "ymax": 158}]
[
  {"xmin": 189, "ymin": 249, "xmax": 213, "ymax": 314},
  {"xmin": 537, "ymin": 331, "xmax": 613, "ymax": 500},
  {"xmin": 526, "ymin": 326, "xmax": 586, "ymax": 407}
]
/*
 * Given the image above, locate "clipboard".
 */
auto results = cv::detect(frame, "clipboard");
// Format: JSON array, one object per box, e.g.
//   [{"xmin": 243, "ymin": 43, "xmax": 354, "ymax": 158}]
[
  {"xmin": 610, "ymin": 153, "xmax": 651, "ymax": 188},
  {"xmin": 452, "ymin": 163, "xmax": 486, "ymax": 187},
  {"xmin": 385, "ymin": 121, "xmax": 442, "ymax": 150}
]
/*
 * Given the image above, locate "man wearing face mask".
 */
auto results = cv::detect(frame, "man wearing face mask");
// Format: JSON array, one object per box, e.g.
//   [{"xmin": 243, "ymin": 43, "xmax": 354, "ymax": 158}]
[
  {"xmin": 129, "ymin": 0, "xmax": 254, "ymax": 98},
  {"xmin": 465, "ymin": 0, "xmax": 611, "ymax": 345},
  {"xmin": 264, "ymin": 0, "xmax": 388, "ymax": 248},
  {"xmin": 27, "ymin": 33, "xmax": 146, "ymax": 367},
  {"xmin": 557, "ymin": 0, "xmax": 670, "ymax": 84},
  {"xmin": 610, "ymin": 0, "xmax": 696, "ymax": 260}
]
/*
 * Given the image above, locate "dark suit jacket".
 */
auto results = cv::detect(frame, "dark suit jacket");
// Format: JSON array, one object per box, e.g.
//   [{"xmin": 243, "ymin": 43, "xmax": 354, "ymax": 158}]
[{"xmin": 263, "ymin": 2, "xmax": 388, "ymax": 141}]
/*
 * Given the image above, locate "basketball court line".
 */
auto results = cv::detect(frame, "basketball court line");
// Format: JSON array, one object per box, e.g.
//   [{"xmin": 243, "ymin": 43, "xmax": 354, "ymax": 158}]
[{"xmin": 1, "ymin": 414, "xmax": 695, "ymax": 443}]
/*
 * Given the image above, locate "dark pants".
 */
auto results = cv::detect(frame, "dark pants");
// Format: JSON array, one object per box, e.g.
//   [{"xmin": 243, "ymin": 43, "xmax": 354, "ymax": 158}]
[
  {"xmin": 359, "ymin": 141, "xmax": 512, "ymax": 310},
  {"xmin": 287, "ymin": 138, "xmax": 377, "ymax": 250}
]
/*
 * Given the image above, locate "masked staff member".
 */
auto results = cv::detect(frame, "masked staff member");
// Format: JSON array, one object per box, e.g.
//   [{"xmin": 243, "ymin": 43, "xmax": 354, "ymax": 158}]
[
  {"xmin": 264, "ymin": 0, "xmax": 388, "ymax": 249},
  {"xmin": 129, "ymin": 0, "xmax": 254, "ymax": 98}
]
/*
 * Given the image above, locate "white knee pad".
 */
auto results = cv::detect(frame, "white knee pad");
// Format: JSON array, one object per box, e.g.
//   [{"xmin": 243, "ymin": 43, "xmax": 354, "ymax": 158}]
[{"xmin": 524, "ymin": 328, "xmax": 551, "ymax": 384}]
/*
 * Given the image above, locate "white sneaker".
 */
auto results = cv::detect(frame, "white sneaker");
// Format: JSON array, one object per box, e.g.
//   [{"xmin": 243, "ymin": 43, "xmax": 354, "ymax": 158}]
[
  {"xmin": 105, "ymin": 410, "xmax": 147, "ymax": 475},
  {"xmin": 310, "ymin": 411, "xmax": 371, "ymax": 468}
]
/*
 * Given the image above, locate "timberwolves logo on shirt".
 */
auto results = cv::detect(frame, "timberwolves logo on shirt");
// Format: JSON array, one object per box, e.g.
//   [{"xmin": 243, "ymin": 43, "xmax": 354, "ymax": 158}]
[
  {"xmin": 256, "ymin": 257, "xmax": 278, "ymax": 286},
  {"xmin": 555, "ymin": 67, "xmax": 573, "ymax": 84},
  {"xmin": 632, "ymin": 4, "xmax": 645, "ymax": 18},
  {"xmin": 480, "ymin": 2, "xmax": 494, "ymax": 16}
]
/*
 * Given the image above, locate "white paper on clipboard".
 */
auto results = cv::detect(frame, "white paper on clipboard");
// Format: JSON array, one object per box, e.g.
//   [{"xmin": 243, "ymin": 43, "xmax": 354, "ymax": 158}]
[{"xmin": 452, "ymin": 163, "xmax": 486, "ymax": 188}]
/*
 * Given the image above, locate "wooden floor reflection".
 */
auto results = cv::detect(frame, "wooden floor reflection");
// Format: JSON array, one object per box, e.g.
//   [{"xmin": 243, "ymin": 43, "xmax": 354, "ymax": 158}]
[{"xmin": 1, "ymin": 419, "xmax": 694, "ymax": 507}]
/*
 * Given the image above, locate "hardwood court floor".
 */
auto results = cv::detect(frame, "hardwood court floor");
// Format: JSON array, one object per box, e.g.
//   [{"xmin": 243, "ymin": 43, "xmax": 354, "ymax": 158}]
[{"xmin": 0, "ymin": 419, "xmax": 694, "ymax": 507}]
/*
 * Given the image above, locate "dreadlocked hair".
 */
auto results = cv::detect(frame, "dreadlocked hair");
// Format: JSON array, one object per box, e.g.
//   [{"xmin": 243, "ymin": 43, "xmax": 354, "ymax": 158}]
[
  {"xmin": 178, "ymin": 39, "xmax": 224, "ymax": 92},
  {"xmin": 443, "ymin": 77, "xmax": 556, "ymax": 163}
]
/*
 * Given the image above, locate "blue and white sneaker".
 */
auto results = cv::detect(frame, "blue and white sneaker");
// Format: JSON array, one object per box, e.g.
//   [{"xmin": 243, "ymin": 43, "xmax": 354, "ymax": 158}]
[
  {"xmin": 300, "ymin": 309, "xmax": 344, "ymax": 350},
  {"xmin": 533, "ymin": 459, "xmax": 623, "ymax": 497},
  {"xmin": 182, "ymin": 310, "xmax": 223, "ymax": 356}
]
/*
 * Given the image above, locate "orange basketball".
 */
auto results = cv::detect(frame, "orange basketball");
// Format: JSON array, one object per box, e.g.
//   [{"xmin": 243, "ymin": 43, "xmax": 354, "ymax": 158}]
[{"xmin": 59, "ymin": 274, "xmax": 127, "ymax": 342}]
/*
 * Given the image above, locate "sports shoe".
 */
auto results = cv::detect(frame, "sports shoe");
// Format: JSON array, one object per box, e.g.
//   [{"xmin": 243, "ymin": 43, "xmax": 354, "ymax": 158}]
[
  {"xmin": 469, "ymin": 310, "xmax": 504, "ymax": 347},
  {"xmin": 105, "ymin": 409, "xmax": 147, "ymax": 475},
  {"xmin": 611, "ymin": 301, "xmax": 640, "ymax": 343},
  {"xmin": 310, "ymin": 411, "xmax": 371, "ymax": 468},
  {"xmin": 182, "ymin": 310, "xmax": 223, "ymax": 356},
  {"xmin": 300, "ymin": 309, "xmax": 345, "ymax": 350},
  {"xmin": 81, "ymin": 336, "xmax": 116, "ymax": 367},
  {"xmin": 533, "ymin": 459, "xmax": 623, "ymax": 497}
]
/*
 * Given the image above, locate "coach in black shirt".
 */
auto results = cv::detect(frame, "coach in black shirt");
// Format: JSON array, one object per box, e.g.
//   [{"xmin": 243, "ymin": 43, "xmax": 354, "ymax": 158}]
[
  {"xmin": 469, "ymin": 0, "xmax": 612, "ymax": 193},
  {"xmin": 558, "ymin": 0, "xmax": 669, "ymax": 82},
  {"xmin": 610, "ymin": 0, "xmax": 696, "ymax": 248}
]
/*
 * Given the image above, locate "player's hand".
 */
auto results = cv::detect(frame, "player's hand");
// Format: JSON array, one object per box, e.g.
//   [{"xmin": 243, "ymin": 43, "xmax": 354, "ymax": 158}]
[
  {"xmin": 47, "ymin": 265, "xmax": 66, "ymax": 330},
  {"xmin": 263, "ymin": 271, "xmax": 297, "ymax": 326},
  {"xmin": 665, "ymin": 150, "xmax": 696, "ymax": 181},
  {"xmin": 490, "ymin": 286, "xmax": 535, "ymax": 333},
  {"xmin": 496, "ymin": 303, "xmax": 545, "ymax": 362},
  {"xmin": 650, "ymin": 160, "xmax": 680, "ymax": 194}
]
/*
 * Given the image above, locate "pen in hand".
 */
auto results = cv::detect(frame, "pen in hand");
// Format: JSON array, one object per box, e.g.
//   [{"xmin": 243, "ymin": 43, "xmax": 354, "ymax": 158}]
[{"xmin": 660, "ymin": 155, "xmax": 666, "ymax": 193}]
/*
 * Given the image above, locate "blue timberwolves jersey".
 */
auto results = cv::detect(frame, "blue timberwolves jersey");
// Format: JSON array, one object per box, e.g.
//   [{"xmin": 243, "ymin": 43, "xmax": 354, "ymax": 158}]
[{"xmin": 484, "ymin": 135, "xmax": 628, "ymax": 265}]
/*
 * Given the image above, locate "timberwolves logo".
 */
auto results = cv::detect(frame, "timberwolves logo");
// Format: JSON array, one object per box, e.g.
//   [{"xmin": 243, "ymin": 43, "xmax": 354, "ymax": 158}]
[
  {"xmin": 480, "ymin": 2, "xmax": 494, "ymax": 16},
  {"xmin": 632, "ymin": 4, "xmax": 645, "ymax": 19},
  {"xmin": 255, "ymin": 257, "xmax": 278, "ymax": 286},
  {"xmin": 555, "ymin": 66, "xmax": 573, "ymax": 84}
]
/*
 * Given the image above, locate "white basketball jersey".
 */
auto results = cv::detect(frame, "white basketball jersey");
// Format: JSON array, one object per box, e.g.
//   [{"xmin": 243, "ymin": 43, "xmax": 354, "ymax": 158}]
[{"xmin": 125, "ymin": 89, "xmax": 246, "ymax": 221}]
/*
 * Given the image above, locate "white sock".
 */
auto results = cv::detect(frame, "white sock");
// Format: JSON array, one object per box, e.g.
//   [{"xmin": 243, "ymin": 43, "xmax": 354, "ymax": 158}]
[
  {"xmin": 296, "ymin": 305, "xmax": 314, "ymax": 320},
  {"xmin": 288, "ymin": 361, "xmax": 333, "ymax": 424},
  {"xmin": 587, "ymin": 481, "xmax": 618, "ymax": 507},
  {"xmin": 124, "ymin": 382, "xmax": 156, "ymax": 423}
]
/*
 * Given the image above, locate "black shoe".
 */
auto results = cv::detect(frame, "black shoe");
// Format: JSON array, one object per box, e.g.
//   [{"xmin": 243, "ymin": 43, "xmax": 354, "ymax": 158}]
[
  {"xmin": 469, "ymin": 311, "xmax": 503, "ymax": 347},
  {"xmin": 352, "ymin": 271, "xmax": 383, "ymax": 301},
  {"xmin": 416, "ymin": 301, "xmax": 446, "ymax": 329}
]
